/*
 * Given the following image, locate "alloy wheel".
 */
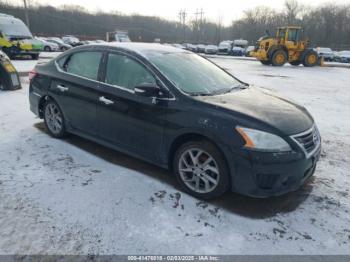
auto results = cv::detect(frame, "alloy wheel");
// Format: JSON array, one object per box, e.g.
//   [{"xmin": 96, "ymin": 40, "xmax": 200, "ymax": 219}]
[
  {"xmin": 45, "ymin": 103, "xmax": 63, "ymax": 135},
  {"xmin": 178, "ymin": 148, "xmax": 220, "ymax": 193}
]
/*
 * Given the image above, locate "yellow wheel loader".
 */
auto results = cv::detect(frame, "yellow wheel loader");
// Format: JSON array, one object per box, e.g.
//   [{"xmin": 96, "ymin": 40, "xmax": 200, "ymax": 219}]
[{"xmin": 250, "ymin": 26, "xmax": 321, "ymax": 67}]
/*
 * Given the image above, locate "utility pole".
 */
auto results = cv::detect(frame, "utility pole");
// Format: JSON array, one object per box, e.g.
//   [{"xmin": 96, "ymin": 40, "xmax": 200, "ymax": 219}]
[
  {"xmin": 194, "ymin": 9, "xmax": 199, "ymax": 42},
  {"xmin": 178, "ymin": 9, "xmax": 187, "ymax": 42},
  {"xmin": 182, "ymin": 10, "xmax": 187, "ymax": 42},
  {"xmin": 194, "ymin": 9, "xmax": 204, "ymax": 42},
  {"xmin": 200, "ymin": 9, "xmax": 204, "ymax": 42},
  {"xmin": 217, "ymin": 15, "xmax": 222, "ymax": 44},
  {"xmin": 194, "ymin": 8, "xmax": 204, "ymax": 43},
  {"xmin": 23, "ymin": 0, "xmax": 30, "ymax": 29}
]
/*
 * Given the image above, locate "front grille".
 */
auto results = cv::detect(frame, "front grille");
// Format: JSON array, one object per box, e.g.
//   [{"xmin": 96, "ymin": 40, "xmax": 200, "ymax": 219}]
[
  {"xmin": 291, "ymin": 125, "xmax": 320, "ymax": 157},
  {"xmin": 256, "ymin": 173, "xmax": 279, "ymax": 190}
]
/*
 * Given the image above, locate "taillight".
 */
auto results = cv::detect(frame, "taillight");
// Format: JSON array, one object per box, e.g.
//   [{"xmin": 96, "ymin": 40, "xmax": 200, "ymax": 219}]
[{"xmin": 29, "ymin": 69, "xmax": 37, "ymax": 81}]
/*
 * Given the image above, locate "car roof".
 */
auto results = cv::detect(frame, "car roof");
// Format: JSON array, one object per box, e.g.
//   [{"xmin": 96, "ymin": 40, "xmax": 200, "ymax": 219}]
[{"xmin": 91, "ymin": 42, "xmax": 190, "ymax": 57}]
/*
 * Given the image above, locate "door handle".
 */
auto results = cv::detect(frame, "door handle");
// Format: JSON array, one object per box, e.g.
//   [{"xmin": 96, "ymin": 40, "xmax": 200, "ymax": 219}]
[
  {"xmin": 57, "ymin": 84, "xmax": 69, "ymax": 92},
  {"xmin": 99, "ymin": 96, "xmax": 114, "ymax": 105}
]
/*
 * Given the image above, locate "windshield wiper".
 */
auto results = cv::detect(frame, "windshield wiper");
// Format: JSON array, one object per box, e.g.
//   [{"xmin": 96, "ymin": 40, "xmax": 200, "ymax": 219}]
[
  {"xmin": 189, "ymin": 84, "xmax": 247, "ymax": 97},
  {"xmin": 210, "ymin": 84, "xmax": 245, "ymax": 95},
  {"xmin": 190, "ymin": 92, "xmax": 212, "ymax": 96}
]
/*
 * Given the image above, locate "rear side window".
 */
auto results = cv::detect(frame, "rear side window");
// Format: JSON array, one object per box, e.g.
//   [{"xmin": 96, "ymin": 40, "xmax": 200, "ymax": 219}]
[
  {"xmin": 66, "ymin": 51, "xmax": 102, "ymax": 81},
  {"xmin": 105, "ymin": 53, "xmax": 155, "ymax": 91}
]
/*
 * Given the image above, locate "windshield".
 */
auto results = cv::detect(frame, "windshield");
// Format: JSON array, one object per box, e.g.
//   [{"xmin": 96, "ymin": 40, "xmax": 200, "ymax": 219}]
[
  {"xmin": 116, "ymin": 33, "xmax": 131, "ymax": 42},
  {"xmin": 147, "ymin": 52, "xmax": 242, "ymax": 95},
  {"xmin": 0, "ymin": 18, "xmax": 32, "ymax": 39}
]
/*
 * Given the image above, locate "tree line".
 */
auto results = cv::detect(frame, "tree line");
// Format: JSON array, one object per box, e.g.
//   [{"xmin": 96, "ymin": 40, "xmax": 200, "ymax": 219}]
[{"xmin": 1, "ymin": 0, "xmax": 350, "ymax": 49}]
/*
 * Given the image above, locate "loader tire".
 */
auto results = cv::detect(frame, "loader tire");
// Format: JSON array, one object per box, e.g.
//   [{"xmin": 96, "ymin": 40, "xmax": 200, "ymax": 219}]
[
  {"xmin": 271, "ymin": 50, "xmax": 287, "ymax": 66},
  {"xmin": 260, "ymin": 60, "xmax": 271, "ymax": 65},
  {"xmin": 303, "ymin": 50, "xmax": 318, "ymax": 67}
]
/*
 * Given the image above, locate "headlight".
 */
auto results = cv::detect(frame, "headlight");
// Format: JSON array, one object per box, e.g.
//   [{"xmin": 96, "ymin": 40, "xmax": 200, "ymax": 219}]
[{"xmin": 236, "ymin": 126, "xmax": 291, "ymax": 152}]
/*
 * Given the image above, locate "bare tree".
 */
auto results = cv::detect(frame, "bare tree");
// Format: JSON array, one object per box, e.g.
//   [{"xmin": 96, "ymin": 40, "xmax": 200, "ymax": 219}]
[
  {"xmin": 284, "ymin": 0, "xmax": 301, "ymax": 25},
  {"xmin": 0, "ymin": 0, "xmax": 349, "ymax": 48}
]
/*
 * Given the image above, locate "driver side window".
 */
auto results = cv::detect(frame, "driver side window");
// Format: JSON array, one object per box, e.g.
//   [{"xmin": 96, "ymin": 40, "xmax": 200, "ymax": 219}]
[
  {"xmin": 105, "ymin": 53, "xmax": 156, "ymax": 91},
  {"xmin": 279, "ymin": 29, "xmax": 286, "ymax": 39}
]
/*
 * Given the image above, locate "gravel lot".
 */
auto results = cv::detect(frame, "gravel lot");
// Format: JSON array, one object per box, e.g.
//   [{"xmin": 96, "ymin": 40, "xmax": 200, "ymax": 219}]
[{"xmin": 1, "ymin": 57, "xmax": 350, "ymax": 255}]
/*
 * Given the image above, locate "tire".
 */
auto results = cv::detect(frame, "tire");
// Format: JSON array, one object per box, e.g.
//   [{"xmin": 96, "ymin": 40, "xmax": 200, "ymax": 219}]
[
  {"xmin": 43, "ymin": 99, "xmax": 66, "ymax": 138},
  {"xmin": 3, "ymin": 46, "xmax": 17, "ymax": 60},
  {"xmin": 290, "ymin": 61, "xmax": 301, "ymax": 66},
  {"xmin": 303, "ymin": 50, "xmax": 318, "ymax": 67},
  {"xmin": 44, "ymin": 46, "xmax": 51, "ymax": 52},
  {"xmin": 2, "ymin": 47, "xmax": 10, "ymax": 57},
  {"xmin": 173, "ymin": 140, "xmax": 230, "ymax": 200},
  {"xmin": 260, "ymin": 60, "xmax": 271, "ymax": 65},
  {"xmin": 271, "ymin": 50, "xmax": 287, "ymax": 66},
  {"xmin": 60, "ymin": 46, "xmax": 67, "ymax": 51},
  {"xmin": 0, "ymin": 81, "xmax": 6, "ymax": 91},
  {"xmin": 31, "ymin": 54, "xmax": 39, "ymax": 60}
]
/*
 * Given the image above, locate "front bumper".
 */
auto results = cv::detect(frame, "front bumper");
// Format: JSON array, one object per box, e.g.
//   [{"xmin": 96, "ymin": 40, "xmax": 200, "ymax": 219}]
[
  {"xmin": 250, "ymin": 49, "xmax": 268, "ymax": 60},
  {"xmin": 228, "ymin": 144, "xmax": 321, "ymax": 198},
  {"xmin": 205, "ymin": 50, "xmax": 217, "ymax": 54},
  {"xmin": 218, "ymin": 48, "xmax": 229, "ymax": 54}
]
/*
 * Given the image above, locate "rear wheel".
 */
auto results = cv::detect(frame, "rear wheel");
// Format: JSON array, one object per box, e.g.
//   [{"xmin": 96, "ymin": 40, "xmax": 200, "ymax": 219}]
[
  {"xmin": 173, "ymin": 140, "xmax": 230, "ymax": 200},
  {"xmin": 271, "ymin": 50, "xmax": 287, "ymax": 66},
  {"xmin": 31, "ymin": 54, "xmax": 39, "ymax": 60},
  {"xmin": 303, "ymin": 50, "xmax": 318, "ymax": 67},
  {"xmin": 44, "ymin": 46, "xmax": 51, "ymax": 52},
  {"xmin": 0, "ymin": 80, "xmax": 6, "ymax": 90},
  {"xmin": 44, "ymin": 99, "xmax": 66, "ymax": 138},
  {"xmin": 3, "ymin": 46, "xmax": 18, "ymax": 60}
]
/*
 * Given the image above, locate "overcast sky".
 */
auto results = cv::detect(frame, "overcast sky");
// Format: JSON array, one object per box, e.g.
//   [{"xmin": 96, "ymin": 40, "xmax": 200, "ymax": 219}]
[{"xmin": 25, "ymin": 0, "xmax": 350, "ymax": 25}]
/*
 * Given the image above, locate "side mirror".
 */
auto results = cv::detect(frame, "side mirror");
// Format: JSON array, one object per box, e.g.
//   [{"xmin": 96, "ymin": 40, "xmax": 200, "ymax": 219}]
[{"xmin": 134, "ymin": 83, "xmax": 160, "ymax": 97}]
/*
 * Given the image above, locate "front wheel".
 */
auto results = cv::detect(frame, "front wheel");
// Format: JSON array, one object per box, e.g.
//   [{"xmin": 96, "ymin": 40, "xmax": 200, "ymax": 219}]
[
  {"xmin": 303, "ymin": 50, "xmax": 318, "ymax": 67},
  {"xmin": 173, "ymin": 141, "xmax": 230, "ymax": 200},
  {"xmin": 44, "ymin": 99, "xmax": 66, "ymax": 138},
  {"xmin": 271, "ymin": 50, "xmax": 287, "ymax": 66}
]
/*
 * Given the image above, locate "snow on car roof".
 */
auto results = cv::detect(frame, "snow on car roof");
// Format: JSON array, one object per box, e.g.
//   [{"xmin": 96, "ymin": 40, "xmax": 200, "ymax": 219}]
[{"xmin": 95, "ymin": 42, "xmax": 190, "ymax": 56}]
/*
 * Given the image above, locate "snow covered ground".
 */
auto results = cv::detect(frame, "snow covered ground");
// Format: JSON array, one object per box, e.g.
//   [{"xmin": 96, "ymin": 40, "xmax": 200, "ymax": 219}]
[
  {"xmin": 11, "ymin": 52, "xmax": 60, "ymax": 75},
  {"xmin": 1, "ymin": 57, "xmax": 350, "ymax": 255}
]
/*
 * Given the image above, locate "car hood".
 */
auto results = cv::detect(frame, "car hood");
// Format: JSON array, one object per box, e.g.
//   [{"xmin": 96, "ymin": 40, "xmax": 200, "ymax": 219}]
[{"xmin": 195, "ymin": 87, "xmax": 314, "ymax": 135}]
